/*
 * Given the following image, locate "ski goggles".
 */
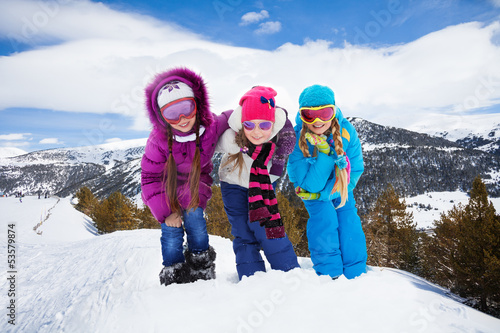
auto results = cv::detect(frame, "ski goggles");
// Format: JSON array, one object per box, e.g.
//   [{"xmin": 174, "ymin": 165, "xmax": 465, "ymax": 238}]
[
  {"xmin": 299, "ymin": 105, "xmax": 336, "ymax": 124},
  {"xmin": 160, "ymin": 98, "xmax": 197, "ymax": 125},
  {"xmin": 242, "ymin": 121, "xmax": 273, "ymax": 131}
]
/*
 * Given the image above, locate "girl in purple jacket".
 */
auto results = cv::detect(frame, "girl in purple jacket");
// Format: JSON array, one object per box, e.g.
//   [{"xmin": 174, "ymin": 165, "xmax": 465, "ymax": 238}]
[{"xmin": 141, "ymin": 67, "xmax": 231, "ymax": 286}]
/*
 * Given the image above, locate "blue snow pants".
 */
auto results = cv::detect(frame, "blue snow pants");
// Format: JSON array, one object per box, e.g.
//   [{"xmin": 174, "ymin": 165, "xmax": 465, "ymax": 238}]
[
  {"xmin": 160, "ymin": 207, "xmax": 209, "ymax": 267},
  {"xmin": 221, "ymin": 182, "xmax": 300, "ymax": 280},
  {"xmin": 303, "ymin": 191, "xmax": 367, "ymax": 279}
]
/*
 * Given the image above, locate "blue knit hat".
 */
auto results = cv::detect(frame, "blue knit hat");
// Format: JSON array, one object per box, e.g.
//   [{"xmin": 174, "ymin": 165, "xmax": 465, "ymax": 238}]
[{"xmin": 298, "ymin": 85, "xmax": 335, "ymax": 108}]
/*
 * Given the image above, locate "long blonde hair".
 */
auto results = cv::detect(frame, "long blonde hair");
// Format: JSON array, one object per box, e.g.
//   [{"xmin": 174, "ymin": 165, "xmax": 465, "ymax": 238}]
[{"xmin": 299, "ymin": 118, "xmax": 348, "ymax": 207}]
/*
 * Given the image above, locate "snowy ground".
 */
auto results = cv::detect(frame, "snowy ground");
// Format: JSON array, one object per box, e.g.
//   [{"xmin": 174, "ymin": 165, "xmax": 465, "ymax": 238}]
[
  {"xmin": 1, "ymin": 196, "xmax": 500, "ymax": 333},
  {"xmin": 406, "ymin": 191, "xmax": 500, "ymax": 230}
]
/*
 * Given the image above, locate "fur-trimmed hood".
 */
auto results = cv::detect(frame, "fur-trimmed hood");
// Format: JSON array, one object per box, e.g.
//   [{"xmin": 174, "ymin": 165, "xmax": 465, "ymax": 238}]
[{"xmin": 145, "ymin": 67, "xmax": 213, "ymax": 132}]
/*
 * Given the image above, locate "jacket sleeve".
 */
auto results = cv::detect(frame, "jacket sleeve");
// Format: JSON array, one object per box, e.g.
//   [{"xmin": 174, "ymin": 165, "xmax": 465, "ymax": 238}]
[
  {"xmin": 342, "ymin": 120, "xmax": 364, "ymax": 192},
  {"xmin": 140, "ymin": 129, "xmax": 170, "ymax": 223},
  {"xmin": 287, "ymin": 133, "xmax": 337, "ymax": 193},
  {"xmin": 270, "ymin": 116, "xmax": 296, "ymax": 177},
  {"xmin": 215, "ymin": 129, "xmax": 239, "ymax": 154},
  {"xmin": 214, "ymin": 110, "xmax": 233, "ymax": 138}
]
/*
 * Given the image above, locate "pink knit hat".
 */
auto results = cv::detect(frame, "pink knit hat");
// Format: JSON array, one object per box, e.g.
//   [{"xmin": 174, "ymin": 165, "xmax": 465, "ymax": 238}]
[{"xmin": 239, "ymin": 86, "xmax": 277, "ymax": 123}]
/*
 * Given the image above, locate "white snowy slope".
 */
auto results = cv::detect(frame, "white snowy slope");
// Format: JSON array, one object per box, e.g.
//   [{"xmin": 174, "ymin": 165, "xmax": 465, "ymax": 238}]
[
  {"xmin": 0, "ymin": 147, "xmax": 27, "ymax": 159},
  {"xmin": 406, "ymin": 191, "xmax": 500, "ymax": 230},
  {"xmin": 1, "ymin": 196, "xmax": 500, "ymax": 333},
  {"xmin": 409, "ymin": 113, "xmax": 500, "ymax": 145}
]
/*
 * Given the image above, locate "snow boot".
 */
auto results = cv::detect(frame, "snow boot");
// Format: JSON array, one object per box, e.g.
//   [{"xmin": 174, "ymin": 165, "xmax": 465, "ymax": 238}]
[
  {"xmin": 159, "ymin": 262, "xmax": 192, "ymax": 286},
  {"xmin": 185, "ymin": 246, "xmax": 216, "ymax": 282}
]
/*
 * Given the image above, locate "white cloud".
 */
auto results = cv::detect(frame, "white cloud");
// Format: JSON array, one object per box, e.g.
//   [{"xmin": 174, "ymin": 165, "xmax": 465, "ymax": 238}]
[
  {"xmin": 105, "ymin": 138, "xmax": 123, "ymax": 144},
  {"xmin": 0, "ymin": 133, "xmax": 31, "ymax": 140},
  {"xmin": 0, "ymin": 141, "xmax": 30, "ymax": 148},
  {"xmin": 39, "ymin": 138, "xmax": 62, "ymax": 144},
  {"xmin": 0, "ymin": 1, "xmax": 499, "ymax": 132},
  {"xmin": 489, "ymin": 0, "xmax": 500, "ymax": 8},
  {"xmin": 240, "ymin": 10, "xmax": 269, "ymax": 26},
  {"xmin": 255, "ymin": 21, "xmax": 282, "ymax": 35}
]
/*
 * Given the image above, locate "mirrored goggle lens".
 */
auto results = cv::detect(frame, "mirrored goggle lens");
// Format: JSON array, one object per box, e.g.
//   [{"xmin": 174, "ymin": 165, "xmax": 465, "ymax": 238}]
[
  {"xmin": 242, "ymin": 121, "xmax": 273, "ymax": 131},
  {"xmin": 300, "ymin": 106, "xmax": 335, "ymax": 123},
  {"xmin": 161, "ymin": 98, "xmax": 196, "ymax": 124}
]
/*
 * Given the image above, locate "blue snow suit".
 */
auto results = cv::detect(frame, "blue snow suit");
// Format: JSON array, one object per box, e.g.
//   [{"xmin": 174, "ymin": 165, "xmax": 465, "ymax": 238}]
[{"xmin": 287, "ymin": 109, "xmax": 367, "ymax": 279}]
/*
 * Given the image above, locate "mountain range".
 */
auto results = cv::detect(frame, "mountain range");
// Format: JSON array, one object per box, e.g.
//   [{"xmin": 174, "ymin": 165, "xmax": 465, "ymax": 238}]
[{"xmin": 1, "ymin": 118, "xmax": 499, "ymax": 216}]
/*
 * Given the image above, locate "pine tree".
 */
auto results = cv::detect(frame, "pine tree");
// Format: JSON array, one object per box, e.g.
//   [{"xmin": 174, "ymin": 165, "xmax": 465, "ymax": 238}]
[
  {"xmin": 454, "ymin": 176, "xmax": 500, "ymax": 313},
  {"xmin": 107, "ymin": 192, "xmax": 136, "ymax": 231},
  {"xmin": 420, "ymin": 204, "xmax": 462, "ymax": 288},
  {"xmin": 363, "ymin": 183, "xmax": 420, "ymax": 273},
  {"xmin": 92, "ymin": 198, "xmax": 115, "ymax": 234},
  {"xmin": 136, "ymin": 205, "xmax": 161, "ymax": 229},
  {"xmin": 74, "ymin": 187, "xmax": 98, "ymax": 216},
  {"xmin": 421, "ymin": 176, "xmax": 500, "ymax": 316}
]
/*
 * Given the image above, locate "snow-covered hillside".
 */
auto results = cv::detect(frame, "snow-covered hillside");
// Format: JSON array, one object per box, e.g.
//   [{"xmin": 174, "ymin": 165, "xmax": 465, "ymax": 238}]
[
  {"xmin": 406, "ymin": 191, "xmax": 500, "ymax": 230},
  {"xmin": 409, "ymin": 113, "xmax": 500, "ymax": 155},
  {"xmin": 0, "ymin": 147, "xmax": 27, "ymax": 159},
  {"xmin": 0, "ymin": 138, "xmax": 146, "ymax": 169},
  {"xmin": 1, "ymin": 196, "xmax": 500, "ymax": 333}
]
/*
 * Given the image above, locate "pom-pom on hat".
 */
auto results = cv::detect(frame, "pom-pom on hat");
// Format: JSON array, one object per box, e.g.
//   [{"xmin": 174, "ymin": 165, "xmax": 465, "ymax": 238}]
[
  {"xmin": 240, "ymin": 86, "xmax": 277, "ymax": 122},
  {"xmin": 157, "ymin": 81, "xmax": 195, "ymax": 109},
  {"xmin": 298, "ymin": 84, "xmax": 335, "ymax": 109}
]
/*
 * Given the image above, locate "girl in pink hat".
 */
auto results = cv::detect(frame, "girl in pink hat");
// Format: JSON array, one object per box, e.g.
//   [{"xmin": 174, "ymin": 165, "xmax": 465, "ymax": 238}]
[{"xmin": 216, "ymin": 86, "xmax": 300, "ymax": 280}]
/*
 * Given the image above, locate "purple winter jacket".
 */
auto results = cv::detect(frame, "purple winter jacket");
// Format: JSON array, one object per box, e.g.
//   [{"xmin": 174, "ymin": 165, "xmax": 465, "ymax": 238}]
[{"xmin": 141, "ymin": 67, "xmax": 231, "ymax": 223}]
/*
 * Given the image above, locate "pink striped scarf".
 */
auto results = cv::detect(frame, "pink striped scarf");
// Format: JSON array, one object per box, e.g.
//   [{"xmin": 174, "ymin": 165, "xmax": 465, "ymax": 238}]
[{"xmin": 246, "ymin": 141, "xmax": 285, "ymax": 239}]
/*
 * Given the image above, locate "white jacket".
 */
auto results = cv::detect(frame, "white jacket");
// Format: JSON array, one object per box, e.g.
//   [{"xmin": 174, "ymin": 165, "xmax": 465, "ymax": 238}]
[{"xmin": 215, "ymin": 105, "xmax": 287, "ymax": 188}]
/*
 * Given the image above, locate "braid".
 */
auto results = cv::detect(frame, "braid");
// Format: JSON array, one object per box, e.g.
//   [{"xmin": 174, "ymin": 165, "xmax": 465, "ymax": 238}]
[
  {"xmin": 187, "ymin": 117, "xmax": 201, "ymax": 211},
  {"xmin": 164, "ymin": 126, "xmax": 181, "ymax": 215},
  {"xmin": 331, "ymin": 118, "xmax": 348, "ymax": 207},
  {"xmin": 221, "ymin": 129, "xmax": 249, "ymax": 179}
]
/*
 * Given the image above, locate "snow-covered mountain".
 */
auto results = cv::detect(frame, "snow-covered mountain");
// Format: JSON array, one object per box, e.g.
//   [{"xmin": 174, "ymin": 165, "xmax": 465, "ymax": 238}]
[
  {"xmin": 409, "ymin": 113, "xmax": 500, "ymax": 156},
  {"xmin": 1, "ymin": 196, "xmax": 500, "ymax": 333},
  {"xmin": 2, "ymin": 138, "xmax": 146, "ymax": 169},
  {"xmin": 0, "ymin": 147, "xmax": 27, "ymax": 158},
  {"xmin": 1, "ymin": 118, "xmax": 500, "ymax": 218},
  {"xmin": 0, "ymin": 139, "xmax": 146, "ymax": 198}
]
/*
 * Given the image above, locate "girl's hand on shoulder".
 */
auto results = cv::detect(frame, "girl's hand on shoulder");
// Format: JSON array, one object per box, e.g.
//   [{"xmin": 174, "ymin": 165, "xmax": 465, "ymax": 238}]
[{"xmin": 164, "ymin": 213, "xmax": 182, "ymax": 227}]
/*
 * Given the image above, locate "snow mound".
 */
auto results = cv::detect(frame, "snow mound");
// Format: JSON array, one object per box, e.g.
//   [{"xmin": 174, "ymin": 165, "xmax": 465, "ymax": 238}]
[
  {"xmin": 1, "ymin": 196, "xmax": 499, "ymax": 333},
  {"xmin": 0, "ymin": 147, "xmax": 27, "ymax": 158}
]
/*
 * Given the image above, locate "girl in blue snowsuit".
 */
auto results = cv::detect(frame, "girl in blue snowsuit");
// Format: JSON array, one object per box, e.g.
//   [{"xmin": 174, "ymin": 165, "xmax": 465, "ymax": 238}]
[
  {"xmin": 216, "ymin": 86, "xmax": 299, "ymax": 280},
  {"xmin": 287, "ymin": 84, "xmax": 367, "ymax": 279}
]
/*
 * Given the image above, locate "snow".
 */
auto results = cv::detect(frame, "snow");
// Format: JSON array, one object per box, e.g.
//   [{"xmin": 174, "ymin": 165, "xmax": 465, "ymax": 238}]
[
  {"xmin": 406, "ymin": 191, "xmax": 500, "ymax": 230},
  {"xmin": 0, "ymin": 147, "xmax": 27, "ymax": 159},
  {"xmin": 361, "ymin": 143, "xmax": 462, "ymax": 152},
  {"xmin": 408, "ymin": 113, "xmax": 500, "ymax": 142},
  {"xmin": 1, "ymin": 196, "xmax": 500, "ymax": 333},
  {"xmin": 0, "ymin": 138, "xmax": 147, "ymax": 169}
]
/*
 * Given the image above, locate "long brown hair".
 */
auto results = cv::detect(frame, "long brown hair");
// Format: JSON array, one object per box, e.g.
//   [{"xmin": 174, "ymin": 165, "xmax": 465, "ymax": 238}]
[
  {"xmin": 162, "ymin": 115, "xmax": 202, "ymax": 215},
  {"xmin": 298, "ymin": 118, "xmax": 348, "ymax": 207},
  {"xmin": 221, "ymin": 129, "xmax": 249, "ymax": 179}
]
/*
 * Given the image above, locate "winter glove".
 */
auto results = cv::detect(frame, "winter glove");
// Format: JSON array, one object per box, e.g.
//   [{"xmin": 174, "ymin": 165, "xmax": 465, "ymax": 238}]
[
  {"xmin": 296, "ymin": 186, "xmax": 320, "ymax": 200},
  {"xmin": 305, "ymin": 133, "xmax": 330, "ymax": 155}
]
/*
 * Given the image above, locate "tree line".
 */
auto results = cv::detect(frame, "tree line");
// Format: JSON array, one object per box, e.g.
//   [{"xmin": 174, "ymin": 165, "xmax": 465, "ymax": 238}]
[
  {"xmin": 74, "ymin": 187, "xmax": 159, "ymax": 233},
  {"xmin": 74, "ymin": 175, "xmax": 500, "ymax": 317}
]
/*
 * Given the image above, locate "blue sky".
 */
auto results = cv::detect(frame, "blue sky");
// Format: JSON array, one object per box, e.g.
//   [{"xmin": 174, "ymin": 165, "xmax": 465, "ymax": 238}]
[{"xmin": 1, "ymin": 0, "xmax": 500, "ymax": 153}]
